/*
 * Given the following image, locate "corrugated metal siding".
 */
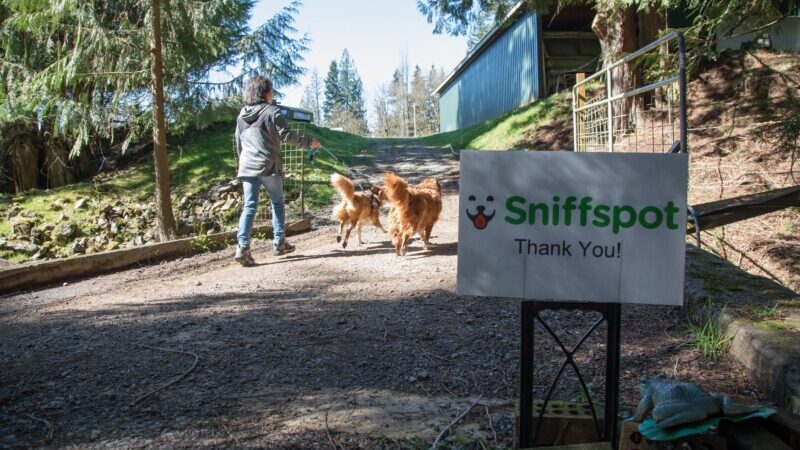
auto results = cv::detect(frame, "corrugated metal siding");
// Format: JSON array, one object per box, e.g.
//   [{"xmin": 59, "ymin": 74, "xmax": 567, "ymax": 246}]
[{"xmin": 439, "ymin": 11, "xmax": 541, "ymax": 132}]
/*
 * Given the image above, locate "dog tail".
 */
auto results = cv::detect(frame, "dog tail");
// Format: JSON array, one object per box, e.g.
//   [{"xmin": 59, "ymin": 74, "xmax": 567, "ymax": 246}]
[
  {"xmin": 384, "ymin": 172, "xmax": 409, "ymax": 205},
  {"xmin": 331, "ymin": 173, "xmax": 356, "ymax": 202}
]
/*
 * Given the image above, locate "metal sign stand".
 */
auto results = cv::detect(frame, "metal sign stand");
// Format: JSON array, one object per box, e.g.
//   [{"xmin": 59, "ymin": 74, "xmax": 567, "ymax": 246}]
[{"xmin": 519, "ymin": 300, "xmax": 622, "ymax": 448}]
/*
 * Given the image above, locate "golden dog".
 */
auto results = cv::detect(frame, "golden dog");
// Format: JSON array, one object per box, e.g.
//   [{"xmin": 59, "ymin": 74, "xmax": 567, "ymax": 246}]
[
  {"xmin": 331, "ymin": 173, "xmax": 387, "ymax": 249},
  {"xmin": 384, "ymin": 172, "xmax": 442, "ymax": 256}
]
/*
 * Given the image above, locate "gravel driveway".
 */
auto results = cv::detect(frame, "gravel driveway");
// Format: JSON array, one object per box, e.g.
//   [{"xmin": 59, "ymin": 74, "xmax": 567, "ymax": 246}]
[{"xmin": 0, "ymin": 142, "xmax": 762, "ymax": 449}]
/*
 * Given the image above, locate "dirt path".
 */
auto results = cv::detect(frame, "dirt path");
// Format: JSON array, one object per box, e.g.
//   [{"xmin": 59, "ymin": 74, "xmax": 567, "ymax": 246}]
[{"xmin": 1, "ymin": 142, "xmax": 763, "ymax": 449}]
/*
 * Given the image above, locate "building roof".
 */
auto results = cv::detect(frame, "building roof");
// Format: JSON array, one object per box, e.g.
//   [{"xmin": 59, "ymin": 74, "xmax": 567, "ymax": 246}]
[{"xmin": 433, "ymin": 0, "xmax": 529, "ymax": 95}]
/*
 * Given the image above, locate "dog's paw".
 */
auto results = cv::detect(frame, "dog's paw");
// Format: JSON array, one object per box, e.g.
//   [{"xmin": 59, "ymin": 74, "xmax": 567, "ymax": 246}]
[
  {"xmin": 342, "ymin": 241, "xmax": 348, "ymax": 249},
  {"xmin": 336, "ymin": 235, "xmax": 341, "ymax": 243}
]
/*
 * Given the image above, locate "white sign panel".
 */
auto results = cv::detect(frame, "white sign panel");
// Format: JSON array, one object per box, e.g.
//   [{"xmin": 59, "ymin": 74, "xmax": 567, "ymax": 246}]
[{"xmin": 457, "ymin": 151, "xmax": 688, "ymax": 305}]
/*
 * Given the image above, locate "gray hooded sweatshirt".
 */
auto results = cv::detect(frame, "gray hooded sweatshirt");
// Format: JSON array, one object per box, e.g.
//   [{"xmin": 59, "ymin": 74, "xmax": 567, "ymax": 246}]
[{"xmin": 234, "ymin": 102, "xmax": 312, "ymax": 178}]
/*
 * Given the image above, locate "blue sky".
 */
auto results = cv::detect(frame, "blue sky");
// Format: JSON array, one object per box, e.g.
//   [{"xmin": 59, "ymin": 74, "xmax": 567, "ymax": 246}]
[{"xmin": 249, "ymin": 0, "xmax": 469, "ymax": 120}]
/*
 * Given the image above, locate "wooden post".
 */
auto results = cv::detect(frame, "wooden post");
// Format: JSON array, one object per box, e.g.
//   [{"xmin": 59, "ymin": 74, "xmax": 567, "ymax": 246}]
[{"xmin": 575, "ymin": 73, "xmax": 586, "ymax": 151}]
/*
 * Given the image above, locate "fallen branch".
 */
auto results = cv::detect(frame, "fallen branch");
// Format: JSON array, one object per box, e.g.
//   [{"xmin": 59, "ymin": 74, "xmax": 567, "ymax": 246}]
[
  {"xmin": 430, "ymin": 395, "xmax": 482, "ymax": 450},
  {"xmin": 26, "ymin": 413, "xmax": 53, "ymax": 442},
  {"xmin": 484, "ymin": 404, "xmax": 497, "ymax": 442},
  {"xmin": 130, "ymin": 344, "xmax": 199, "ymax": 407},
  {"xmin": 325, "ymin": 409, "xmax": 339, "ymax": 450}
]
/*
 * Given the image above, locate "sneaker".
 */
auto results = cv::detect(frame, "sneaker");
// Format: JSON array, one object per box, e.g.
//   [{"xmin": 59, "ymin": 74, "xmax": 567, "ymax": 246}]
[
  {"xmin": 234, "ymin": 245, "xmax": 256, "ymax": 266},
  {"xmin": 273, "ymin": 239, "xmax": 295, "ymax": 256}
]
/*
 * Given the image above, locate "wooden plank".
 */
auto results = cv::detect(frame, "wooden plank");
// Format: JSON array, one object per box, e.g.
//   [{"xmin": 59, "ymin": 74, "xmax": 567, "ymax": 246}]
[
  {"xmin": 0, "ymin": 220, "xmax": 311, "ymax": 293},
  {"xmin": 730, "ymin": 422, "xmax": 792, "ymax": 450}
]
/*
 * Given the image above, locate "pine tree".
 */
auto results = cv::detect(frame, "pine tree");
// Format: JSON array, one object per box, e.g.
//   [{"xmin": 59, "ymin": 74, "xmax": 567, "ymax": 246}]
[
  {"xmin": 0, "ymin": 0, "xmax": 309, "ymax": 237},
  {"xmin": 300, "ymin": 68, "xmax": 323, "ymax": 125},
  {"xmin": 323, "ymin": 61, "xmax": 342, "ymax": 127},
  {"xmin": 323, "ymin": 50, "xmax": 368, "ymax": 134}
]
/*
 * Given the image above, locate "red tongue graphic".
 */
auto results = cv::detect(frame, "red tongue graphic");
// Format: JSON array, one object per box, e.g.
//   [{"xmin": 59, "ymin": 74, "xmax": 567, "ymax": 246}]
[{"xmin": 474, "ymin": 213, "xmax": 487, "ymax": 229}]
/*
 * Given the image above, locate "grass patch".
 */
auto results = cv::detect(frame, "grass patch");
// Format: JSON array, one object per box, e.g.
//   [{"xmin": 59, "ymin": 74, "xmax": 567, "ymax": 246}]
[
  {"xmin": 755, "ymin": 319, "xmax": 797, "ymax": 331},
  {"xmin": 1, "ymin": 122, "xmax": 372, "ymax": 243},
  {"xmin": 684, "ymin": 305, "xmax": 733, "ymax": 359},
  {"xmin": 745, "ymin": 302, "xmax": 783, "ymax": 321},
  {"xmin": 419, "ymin": 90, "xmax": 571, "ymax": 150}
]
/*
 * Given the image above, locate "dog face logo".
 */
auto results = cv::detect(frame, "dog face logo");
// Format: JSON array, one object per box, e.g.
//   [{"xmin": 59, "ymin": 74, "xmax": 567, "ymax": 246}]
[{"xmin": 466, "ymin": 194, "xmax": 496, "ymax": 230}]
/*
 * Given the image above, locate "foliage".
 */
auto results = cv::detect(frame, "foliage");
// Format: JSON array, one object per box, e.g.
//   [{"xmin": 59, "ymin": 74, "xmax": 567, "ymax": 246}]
[
  {"xmin": 299, "ymin": 68, "xmax": 323, "ymax": 125},
  {"xmin": 745, "ymin": 302, "xmax": 782, "ymax": 321},
  {"xmin": 0, "ymin": 0, "xmax": 309, "ymax": 162},
  {"xmin": 684, "ymin": 305, "xmax": 733, "ymax": 359},
  {"xmin": 373, "ymin": 61, "xmax": 445, "ymax": 138},
  {"xmin": 323, "ymin": 60, "xmax": 341, "ymax": 124},
  {"xmin": 322, "ymin": 50, "xmax": 368, "ymax": 134},
  {"xmin": 416, "ymin": 0, "xmax": 793, "ymax": 66}
]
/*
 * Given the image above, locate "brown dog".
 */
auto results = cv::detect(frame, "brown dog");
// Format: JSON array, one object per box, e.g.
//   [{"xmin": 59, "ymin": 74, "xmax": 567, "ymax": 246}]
[
  {"xmin": 384, "ymin": 172, "xmax": 442, "ymax": 256},
  {"xmin": 331, "ymin": 173, "xmax": 387, "ymax": 249}
]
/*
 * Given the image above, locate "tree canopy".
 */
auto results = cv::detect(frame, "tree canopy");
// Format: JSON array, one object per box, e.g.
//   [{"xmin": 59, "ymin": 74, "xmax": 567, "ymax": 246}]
[
  {"xmin": 322, "ymin": 49, "xmax": 367, "ymax": 134},
  {"xmin": 0, "ymin": 0, "xmax": 309, "ymax": 158}
]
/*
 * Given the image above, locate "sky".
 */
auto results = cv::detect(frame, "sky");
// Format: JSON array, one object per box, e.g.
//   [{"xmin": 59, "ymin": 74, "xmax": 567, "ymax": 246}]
[{"xmin": 247, "ymin": 0, "xmax": 469, "ymax": 122}]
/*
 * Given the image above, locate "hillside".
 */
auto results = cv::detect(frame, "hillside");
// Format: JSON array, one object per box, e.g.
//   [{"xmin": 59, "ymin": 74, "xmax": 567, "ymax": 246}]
[{"xmin": 0, "ymin": 124, "xmax": 371, "ymax": 263}]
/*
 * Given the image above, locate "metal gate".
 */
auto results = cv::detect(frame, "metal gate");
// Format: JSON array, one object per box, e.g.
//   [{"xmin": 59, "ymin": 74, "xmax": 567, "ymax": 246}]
[
  {"xmin": 572, "ymin": 31, "xmax": 687, "ymax": 154},
  {"xmin": 254, "ymin": 120, "xmax": 307, "ymax": 224}
]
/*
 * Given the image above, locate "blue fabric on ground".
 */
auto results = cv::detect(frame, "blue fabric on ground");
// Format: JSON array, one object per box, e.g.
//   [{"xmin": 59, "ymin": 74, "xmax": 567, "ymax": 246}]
[{"xmin": 638, "ymin": 408, "xmax": 776, "ymax": 441}]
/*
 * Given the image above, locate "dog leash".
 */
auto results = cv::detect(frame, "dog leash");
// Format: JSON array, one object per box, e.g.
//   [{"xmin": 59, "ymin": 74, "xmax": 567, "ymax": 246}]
[{"xmin": 308, "ymin": 145, "xmax": 382, "ymax": 190}]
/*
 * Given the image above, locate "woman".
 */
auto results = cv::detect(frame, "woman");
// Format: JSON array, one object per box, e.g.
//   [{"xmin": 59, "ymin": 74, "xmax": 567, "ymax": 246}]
[{"xmin": 234, "ymin": 75, "xmax": 320, "ymax": 266}]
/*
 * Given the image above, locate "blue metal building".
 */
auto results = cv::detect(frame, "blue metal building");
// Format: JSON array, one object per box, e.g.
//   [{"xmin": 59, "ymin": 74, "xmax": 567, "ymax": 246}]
[{"xmin": 435, "ymin": 2, "xmax": 599, "ymax": 132}]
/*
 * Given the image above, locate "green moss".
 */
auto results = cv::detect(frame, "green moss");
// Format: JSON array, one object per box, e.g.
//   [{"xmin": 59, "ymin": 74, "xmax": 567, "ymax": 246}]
[{"xmin": 755, "ymin": 319, "xmax": 797, "ymax": 331}]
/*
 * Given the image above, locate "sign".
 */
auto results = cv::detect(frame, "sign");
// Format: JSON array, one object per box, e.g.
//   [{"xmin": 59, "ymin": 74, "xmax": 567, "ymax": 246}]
[{"xmin": 457, "ymin": 151, "xmax": 688, "ymax": 305}]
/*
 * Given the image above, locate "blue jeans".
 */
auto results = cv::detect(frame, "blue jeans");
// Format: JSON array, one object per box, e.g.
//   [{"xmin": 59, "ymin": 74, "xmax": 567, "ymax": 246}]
[{"xmin": 237, "ymin": 175, "xmax": 285, "ymax": 248}]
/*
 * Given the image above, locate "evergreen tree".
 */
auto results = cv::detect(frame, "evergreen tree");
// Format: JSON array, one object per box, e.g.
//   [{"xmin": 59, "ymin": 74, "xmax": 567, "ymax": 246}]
[
  {"xmin": 300, "ymin": 68, "xmax": 323, "ymax": 125},
  {"xmin": 323, "ymin": 60, "xmax": 342, "ymax": 126},
  {"xmin": 466, "ymin": 7, "xmax": 496, "ymax": 50},
  {"xmin": 323, "ymin": 50, "xmax": 368, "ymax": 134},
  {"xmin": 0, "ymin": 0, "xmax": 309, "ymax": 211}
]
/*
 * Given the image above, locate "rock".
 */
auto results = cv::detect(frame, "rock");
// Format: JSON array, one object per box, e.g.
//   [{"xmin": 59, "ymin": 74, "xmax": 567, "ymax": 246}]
[
  {"xmin": 32, "ymin": 245, "xmax": 51, "ymax": 260},
  {"xmin": 416, "ymin": 370, "xmax": 430, "ymax": 380},
  {"xmin": 60, "ymin": 223, "xmax": 78, "ymax": 239},
  {"xmin": 6, "ymin": 240, "xmax": 39, "ymax": 255},
  {"xmin": 30, "ymin": 226, "xmax": 47, "ymax": 245},
  {"xmin": 10, "ymin": 217, "xmax": 35, "ymax": 237},
  {"xmin": 70, "ymin": 241, "xmax": 86, "ymax": 255},
  {"xmin": 221, "ymin": 199, "xmax": 236, "ymax": 211},
  {"xmin": 74, "ymin": 198, "xmax": 87, "ymax": 209},
  {"xmin": 179, "ymin": 196, "xmax": 190, "ymax": 208},
  {"xmin": 134, "ymin": 236, "xmax": 143, "ymax": 246},
  {"xmin": 109, "ymin": 222, "xmax": 120, "ymax": 236},
  {"xmin": 0, "ymin": 238, "xmax": 5, "ymax": 249}
]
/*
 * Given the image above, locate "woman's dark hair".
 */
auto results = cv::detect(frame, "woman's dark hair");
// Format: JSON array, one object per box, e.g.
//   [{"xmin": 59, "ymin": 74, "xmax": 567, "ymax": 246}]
[{"xmin": 242, "ymin": 76, "xmax": 273, "ymax": 105}]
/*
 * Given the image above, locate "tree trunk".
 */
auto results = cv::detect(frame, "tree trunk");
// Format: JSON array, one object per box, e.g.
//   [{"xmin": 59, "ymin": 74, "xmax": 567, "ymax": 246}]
[
  {"xmin": 150, "ymin": 0, "xmax": 177, "ymax": 241},
  {"xmin": 5, "ymin": 123, "xmax": 40, "ymax": 193},
  {"xmin": 43, "ymin": 132, "xmax": 76, "ymax": 189},
  {"xmin": 592, "ymin": 3, "xmax": 641, "ymax": 144}
]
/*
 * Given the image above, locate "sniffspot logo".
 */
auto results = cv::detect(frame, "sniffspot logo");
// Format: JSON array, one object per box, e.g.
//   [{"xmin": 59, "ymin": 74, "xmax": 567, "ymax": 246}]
[{"xmin": 465, "ymin": 194, "xmax": 496, "ymax": 230}]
